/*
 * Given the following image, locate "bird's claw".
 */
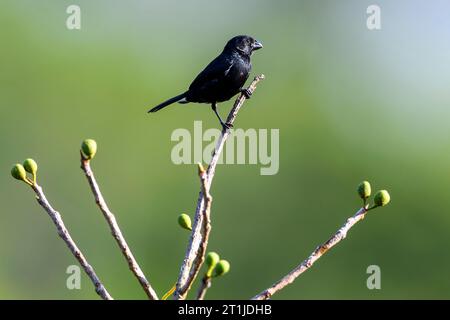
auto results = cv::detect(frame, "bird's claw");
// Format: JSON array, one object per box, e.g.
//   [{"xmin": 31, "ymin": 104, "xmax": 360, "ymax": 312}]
[
  {"xmin": 241, "ymin": 88, "xmax": 252, "ymax": 99},
  {"xmin": 221, "ymin": 122, "xmax": 233, "ymax": 131}
]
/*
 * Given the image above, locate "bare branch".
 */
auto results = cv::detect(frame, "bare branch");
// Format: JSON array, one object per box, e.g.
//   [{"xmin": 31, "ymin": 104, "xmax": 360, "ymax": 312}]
[
  {"xmin": 185, "ymin": 164, "xmax": 212, "ymax": 298},
  {"xmin": 174, "ymin": 74, "xmax": 265, "ymax": 300},
  {"xmin": 196, "ymin": 275, "xmax": 212, "ymax": 300},
  {"xmin": 31, "ymin": 183, "xmax": 113, "ymax": 300},
  {"xmin": 80, "ymin": 155, "xmax": 158, "ymax": 300},
  {"xmin": 252, "ymin": 206, "xmax": 369, "ymax": 300}
]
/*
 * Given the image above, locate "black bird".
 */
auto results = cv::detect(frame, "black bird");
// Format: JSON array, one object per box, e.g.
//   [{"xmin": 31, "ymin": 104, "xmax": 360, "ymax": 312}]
[{"xmin": 148, "ymin": 35, "xmax": 263, "ymax": 130}]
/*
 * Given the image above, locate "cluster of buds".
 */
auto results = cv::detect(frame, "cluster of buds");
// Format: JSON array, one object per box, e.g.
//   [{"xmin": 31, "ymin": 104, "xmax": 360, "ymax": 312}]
[
  {"xmin": 11, "ymin": 159, "xmax": 38, "ymax": 186},
  {"xmin": 205, "ymin": 252, "xmax": 230, "ymax": 278},
  {"xmin": 357, "ymin": 181, "xmax": 391, "ymax": 210}
]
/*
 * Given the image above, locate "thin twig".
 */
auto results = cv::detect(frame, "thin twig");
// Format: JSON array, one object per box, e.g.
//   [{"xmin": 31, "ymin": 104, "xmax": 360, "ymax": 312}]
[
  {"xmin": 80, "ymin": 155, "xmax": 158, "ymax": 300},
  {"xmin": 174, "ymin": 74, "xmax": 265, "ymax": 299},
  {"xmin": 31, "ymin": 183, "xmax": 113, "ymax": 300},
  {"xmin": 252, "ymin": 206, "xmax": 369, "ymax": 300},
  {"xmin": 196, "ymin": 275, "xmax": 212, "ymax": 300},
  {"xmin": 189, "ymin": 164, "xmax": 213, "ymax": 299}
]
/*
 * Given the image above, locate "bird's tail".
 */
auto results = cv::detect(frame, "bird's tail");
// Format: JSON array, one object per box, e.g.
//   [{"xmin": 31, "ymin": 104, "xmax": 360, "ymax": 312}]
[{"xmin": 148, "ymin": 92, "xmax": 188, "ymax": 113}]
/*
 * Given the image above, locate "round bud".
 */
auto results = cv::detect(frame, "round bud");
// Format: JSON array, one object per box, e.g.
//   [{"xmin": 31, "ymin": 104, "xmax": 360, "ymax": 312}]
[
  {"xmin": 81, "ymin": 139, "xmax": 97, "ymax": 160},
  {"xmin": 357, "ymin": 181, "xmax": 371, "ymax": 199},
  {"xmin": 206, "ymin": 252, "xmax": 220, "ymax": 268},
  {"xmin": 11, "ymin": 164, "xmax": 27, "ymax": 182},
  {"xmin": 178, "ymin": 213, "xmax": 192, "ymax": 231},
  {"xmin": 23, "ymin": 158, "xmax": 38, "ymax": 176},
  {"xmin": 374, "ymin": 190, "xmax": 390, "ymax": 207},
  {"xmin": 213, "ymin": 260, "xmax": 230, "ymax": 277}
]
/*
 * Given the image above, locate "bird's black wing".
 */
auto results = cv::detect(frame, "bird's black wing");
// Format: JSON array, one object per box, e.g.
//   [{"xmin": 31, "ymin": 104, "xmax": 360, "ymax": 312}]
[{"xmin": 187, "ymin": 53, "xmax": 234, "ymax": 102}]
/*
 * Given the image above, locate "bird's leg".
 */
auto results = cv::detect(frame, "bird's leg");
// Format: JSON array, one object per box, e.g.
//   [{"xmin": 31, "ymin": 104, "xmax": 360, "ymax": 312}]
[
  {"xmin": 240, "ymin": 88, "xmax": 252, "ymax": 99},
  {"xmin": 211, "ymin": 103, "xmax": 233, "ymax": 130}
]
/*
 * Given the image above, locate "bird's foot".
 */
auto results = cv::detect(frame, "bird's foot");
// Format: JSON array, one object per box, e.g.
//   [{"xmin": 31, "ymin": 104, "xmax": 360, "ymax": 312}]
[
  {"xmin": 241, "ymin": 88, "xmax": 252, "ymax": 99},
  {"xmin": 221, "ymin": 121, "xmax": 234, "ymax": 131}
]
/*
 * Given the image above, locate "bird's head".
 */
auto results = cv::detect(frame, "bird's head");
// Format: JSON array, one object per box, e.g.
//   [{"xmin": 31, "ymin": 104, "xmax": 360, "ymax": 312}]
[{"xmin": 224, "ymin": 35, "xmax": 263, "ymax": 57}]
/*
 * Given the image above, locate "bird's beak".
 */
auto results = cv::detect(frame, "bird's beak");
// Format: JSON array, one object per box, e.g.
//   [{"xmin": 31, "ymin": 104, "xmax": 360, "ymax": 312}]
[{"xmin": 252, "ymin": 40, "xmax": 263, "ymax": 51}]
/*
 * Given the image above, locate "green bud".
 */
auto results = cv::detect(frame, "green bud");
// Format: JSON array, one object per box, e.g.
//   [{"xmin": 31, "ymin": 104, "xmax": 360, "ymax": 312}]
[
  {"xmin": 81, "ymin": 139, "xmax": 97, "ymax": 160},
  {"xmin": 374, "ymin": 190, "xmax": 390, "ymax": 207},
  {"xmin": 11, "ymin": 164, "xmax": 27, "ymax": 182},
  {"xmin": 357, "ymin": 181, "xmax": 371, "ymax": 199},
  {"xmin": 205, "ymin": 252, "xmax": 220, "ymax": 277},
  {"xmin": 206, "ymin": 252, "xmax": 220, "ymax": 268},
  {"xmin": 23, "ymin": 158, "xmax": 38, "ymax": 176},
  {"xmin": 213, "ymin": 260, "xmax": 230, "ymax": 277},
  {"xmin": 178, "ymin": 213, "xmax": 192, "ymax": 231}
]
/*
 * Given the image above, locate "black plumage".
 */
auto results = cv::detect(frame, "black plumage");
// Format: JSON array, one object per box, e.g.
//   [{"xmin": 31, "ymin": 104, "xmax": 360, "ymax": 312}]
[{"xmin": 148, "ymin": 35, "xmax": 263, "ymax": 130}]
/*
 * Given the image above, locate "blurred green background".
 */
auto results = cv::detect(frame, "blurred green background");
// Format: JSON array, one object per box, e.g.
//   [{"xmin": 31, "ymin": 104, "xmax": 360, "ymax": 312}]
[{"xmin": 1, "ymin": 0, "xmax": 450, "ymax": 299}]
